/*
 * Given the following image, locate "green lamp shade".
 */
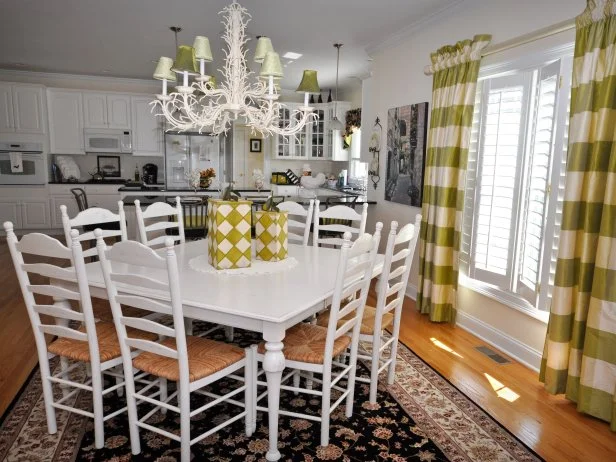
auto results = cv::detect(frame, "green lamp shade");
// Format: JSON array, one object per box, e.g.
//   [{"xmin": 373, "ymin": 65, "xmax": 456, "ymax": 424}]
[
  {"xmin": 193, "ymin": 36, "xmax": 213, "ymax": 61},
  {"xmin": 172, "ymin": 45, "xmax": 198, "ymax": 74},
  {"xmin": 254, "ymin": 36, "xmax": 274, "ymax": 63},
  {"xmin": 296, "ymin": 70, "xmax": 320, "ymax": 94},
  {"xmin": 153, "ymin": 56, "xmax": 177, "ymax": 81},
  {"xmin": 260, "ymin": 52, "xmax": 284, "ymax": 78},
  {"xmin": 207, "ymin": 76, "xmax": 216, "ymax": 89}
]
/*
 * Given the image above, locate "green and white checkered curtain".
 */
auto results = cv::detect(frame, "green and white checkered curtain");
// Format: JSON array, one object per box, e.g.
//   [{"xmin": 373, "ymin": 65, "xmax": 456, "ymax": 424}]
[
  {"xmin": 417, "ymin": 35, "xmax": 491, "ymax": 322},
  {"xmin": 540, "ymin": 0, "xmax": 616, "ymax": 430}
]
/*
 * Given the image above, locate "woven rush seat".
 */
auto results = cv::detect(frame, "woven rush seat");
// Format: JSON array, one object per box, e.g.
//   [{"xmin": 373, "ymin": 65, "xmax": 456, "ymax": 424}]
[
  {"xmin": 133, "ymin": 336, "xmax": 245, "ymax": 382},
  {"xmin": 48, "ymin": 321, "xmax": 157, "ymax": 362},
  {"xmin": 258, "ymin": 323, "xmax": 351, "ymax": 364},
  {"xmin": 316, "ymin": 305, "xmax": 394, "ymax": 336}
]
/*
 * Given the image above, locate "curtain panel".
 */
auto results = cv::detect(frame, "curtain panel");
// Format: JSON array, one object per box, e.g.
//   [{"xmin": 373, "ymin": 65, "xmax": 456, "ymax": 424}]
[
  {"xmin": 540, "ymin": 0, "xmax": 616, "ymax": 430},
  {"xmin": 417, "ymin": 35, "xmax": 491, "ymax": 322}
]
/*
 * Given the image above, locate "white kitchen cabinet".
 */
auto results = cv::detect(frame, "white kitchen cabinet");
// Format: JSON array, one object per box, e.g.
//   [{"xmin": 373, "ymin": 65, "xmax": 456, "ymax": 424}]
[
  {"xmin": 48, "ymin": 183, "xmax": 121, "ymax": 229},
  {"xmin": 0, "ymin": 200, "xmax": 22, "ymax": 228},
  {"xmin": 50, "ymin": 195, "xmax": 78, "ymax": 228},
  {"xmin": 47, "ymin": 89, "xmax": 85, "ymax": 155},
  {"xmin": 131, "ymin": 96, "xmax": 163, "ymax": 156},
  {"xmin": 83, "ymin": 92, "xmax": 131, "ymax": 129},
  {"xmin": 0, "ymin": 191, "xmax": 51, "ymax": 231},
  {"xmin": 21, "ymin": 200, "xmax": 50, "ymax": 229},
  {"xmin": 0, "ymin": 83, "xmax": 46, "ymax": 134}
]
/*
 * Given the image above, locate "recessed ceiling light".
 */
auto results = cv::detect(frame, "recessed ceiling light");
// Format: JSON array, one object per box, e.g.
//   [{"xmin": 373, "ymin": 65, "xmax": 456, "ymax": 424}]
[
  {"xmin": 282, "ymin": 52, "xmax": 302, "ymax": 60},
  {"xmin": 102, "ymin": 69, "xmax": 111, "ymax": 73},
  {"xmin": 13, "ymin": 63, "xmax": 26, "ymax": 67}
]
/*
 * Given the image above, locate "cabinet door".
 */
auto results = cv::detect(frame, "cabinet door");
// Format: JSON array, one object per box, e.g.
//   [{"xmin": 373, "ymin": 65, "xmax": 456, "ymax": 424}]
[
  {"xmin": 21, "ymin": 200, "xmax": 50, "ymax": 229},
  {"xmin": 13, "ymin": 85, "xmax": 45, "ymax": 134},
  {"xmin": 83, "ymin": 92, "xmax": 108, "ymax": 128},
  {"xmin": 276, "ymin": 107, "xmax": 292, "ymax": 157},
  {"xmin": 0, "ymin": 83, "xmax": 15, "ymax": 133},
  {"xmin": 50, "ymin": 195, "xmax": 79, "ymax": 228},
  {"xmin": 107, "ymin": 95, "xmax": 131, "ymax": 129},
  {"xmin": 0, "ymin": 201, "xmax": 21, "ymax": 229},
  {"xmin": 48, "ymin": 90, "xmax": 85, "ymax": 155},
  {"xmin": 131, "ymin": 97, "xmax": 163, "ymax": 156},
  {"xmin": 311, "ymin": 107, "xmax": 326, "ymax": 158}
]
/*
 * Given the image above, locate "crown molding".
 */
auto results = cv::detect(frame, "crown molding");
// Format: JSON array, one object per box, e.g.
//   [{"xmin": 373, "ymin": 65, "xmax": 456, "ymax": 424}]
[
  {"xmin": 365, "ymin": 0, "xmax": 468, "ymax": 56},
  {"xmin": 0, "ymin": 68, "xmax": 159, "ymax": 89}
]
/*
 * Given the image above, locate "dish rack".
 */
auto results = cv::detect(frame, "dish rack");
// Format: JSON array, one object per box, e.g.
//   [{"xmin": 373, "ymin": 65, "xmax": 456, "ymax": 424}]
[{"xmin": 271, "ymin": 169, "xmax": 300, "ymax": 185}]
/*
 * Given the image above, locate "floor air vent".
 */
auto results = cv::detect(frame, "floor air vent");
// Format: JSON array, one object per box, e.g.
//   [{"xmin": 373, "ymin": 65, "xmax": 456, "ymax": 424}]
[{"xmin": 475, "ymin": 346, "xmax": 511, "ymax": 364}]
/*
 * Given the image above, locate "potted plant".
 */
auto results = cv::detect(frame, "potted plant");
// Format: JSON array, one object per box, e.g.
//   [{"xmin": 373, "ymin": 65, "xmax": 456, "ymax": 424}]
[
  {"xmin": 254, "ymin": 196, "xmax": 288, "ymax": 262},
  {"xmin": 207, "ymin": 182, "xmax": 252, "ymax": 270},
  {"xmin": 200, "ymin": 168, "xmax": 216, "ymax": 188}
]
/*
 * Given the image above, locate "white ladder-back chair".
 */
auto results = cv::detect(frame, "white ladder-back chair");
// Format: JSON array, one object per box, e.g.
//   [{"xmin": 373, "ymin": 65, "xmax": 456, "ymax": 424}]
[
  {"xmin": 313, "ymin": 201, "xmax": 368, "ymax": 248},
  {"xmin": 135, "ymin": 196, "xmax": 185, "ymax": 248},
  {"xmin": 95, "ymin": 232, "xmax": 256, "ymax": 462},
  {"xmin": 277, "ymin": 199, "xmax": 314, "ymax": 246},
  {"xmin": 256, "ymin": 223, "xmax": 382, "ymax": 447},
  {"xmin": 60, "ymin": 201, "xmax": 127, "ymax": 259},
  {"xmin": 318, "ymin": 216, "xmax": 421, "ymax": 403},
  {"xmin": 3, "ymin": 223, "xmax": 151, "ymax": 449}
]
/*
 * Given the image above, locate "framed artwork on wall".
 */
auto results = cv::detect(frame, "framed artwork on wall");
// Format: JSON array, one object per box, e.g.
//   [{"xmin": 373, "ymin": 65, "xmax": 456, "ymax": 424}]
[
  {"xmin": 97, "ymin": 155, "xmax": 121, "ymax": 178},
  {"xmin": 385, "ymin": 102, "xmax": 428, "ymax": 207},
  {"xmin": 250, "ymin": 138, "xmax": 262, "ymax": 153}
]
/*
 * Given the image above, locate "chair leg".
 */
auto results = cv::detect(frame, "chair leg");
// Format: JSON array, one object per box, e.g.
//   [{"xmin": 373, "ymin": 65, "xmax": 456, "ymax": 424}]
[
  {"xmin": 244, "ymin": 348, "xmax": 254, "ymax": 437},
  {"xmin": 388, "ymin": 310, "xmax": 402, "ymax": 385},
  {"xmin": 91, "ymin": 367, "xmax": 105, "ymax": 449},
  {"xmin": 346, "ymin": 349, "xmax": 359, "ymax": 418},
  {"xmin": 159, "ymin": 378, "xmax": 168, "ymax": 414},
  {"xmin": 369, "ymin": 334, "xmax": 381, "ymax": 404},
  {"xmin": 250, "ymin": 345, "xmax": 258, "ymax": 434},
  {"xmin": 320, "ymin": 377, "xmax": 331, "ymax": 447},
  {"xmin": 184, "ymin": 318, "xmax": 193, "ymax": 336},
  {"xmin": 306, "ymin": 371, "xmax": 314, "ymax": 390},
  {"xmin": 124, "ymin": 365, "xmax": 141, "ymax": 455},
  {"xmin": 115, "ymin": 366, "xmax": 124, "ymax": 397},
  {"xmin": 39, "ymin": 357, "xmax": 57, "ymax": 434},
  {"xmin": 179, "ymin": 380, "xmax": 191, "ymax": 462},
  {"xmin": 225, "ymin": 326, "xmax": 234, "ymax": 342}
]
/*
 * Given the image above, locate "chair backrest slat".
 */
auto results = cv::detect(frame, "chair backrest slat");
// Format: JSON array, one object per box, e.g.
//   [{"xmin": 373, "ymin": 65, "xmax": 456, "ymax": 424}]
[
  {"xmin": 4, "ymin": 223, "xmax": 101, "ymax": 359},
  {"xmin": 126, "ymin": 338, "xmax": 178, "ymax": 359},
  {"xmin": 34, "ymin": 304, "xmax": 85, "ymax": 323},
  {"xmin": 135, "ymin": 197, "xmax": 185, "ymax": 248},
  {"xmin": 122, "ymin": 316, "xmax": 175, "ymax": 338},
  {"xmin": 60, "ymin": 202, "xmax": 127, "ymax": 250},
  {"xmin": 115, "ymin": 294, "xmax": 173, "ymax": 316},
  {"xmin": 322, "ymin": 223, "xmax": 382, "ymax": 364},
  {"xmin": 313, "ymin": 201, "xmax": 368, "ymax": 248},
  {"xmin": 110, "ymin": 272, "xmax": 169, "ymax": 292},
  {"xmin": 277, "ymin": 200, "xmax": 313, "ymax": 246}
]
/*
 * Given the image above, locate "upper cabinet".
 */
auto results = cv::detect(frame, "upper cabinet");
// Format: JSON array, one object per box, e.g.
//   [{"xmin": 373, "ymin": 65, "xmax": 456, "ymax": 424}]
[
  {"xmin": 83, "ymin": 92, "xmax": 131, "ymax": 129},
  {"xmin": 131, "ymin": 96, "xmax": 163, "ymax": 157},
  {"xmin": 275, "ymin": 101, "xmax": 350, "ymax": 160},
  {"xmin": 47, "ymin": 89, "xmax": 85, "ymax": 155},
  {"xmin": 0, "ymin": 83, "xmax": 46, "ymax": 134}
]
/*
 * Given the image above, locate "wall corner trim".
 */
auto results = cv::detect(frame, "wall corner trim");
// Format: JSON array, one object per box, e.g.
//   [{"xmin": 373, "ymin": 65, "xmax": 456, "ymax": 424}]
[
  {"xmin": 456, "ymin": 310, "xmax": 542, "ymax": 372},
  {"xmin": 405, "ymin": 284, "xmax": 418, "ymax": 301}
]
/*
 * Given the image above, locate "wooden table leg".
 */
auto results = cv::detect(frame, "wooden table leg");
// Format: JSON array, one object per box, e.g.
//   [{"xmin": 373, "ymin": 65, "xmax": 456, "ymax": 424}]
[{"xmin": 262, "ymin": 325, "xmax": 285, "ymax": 462}]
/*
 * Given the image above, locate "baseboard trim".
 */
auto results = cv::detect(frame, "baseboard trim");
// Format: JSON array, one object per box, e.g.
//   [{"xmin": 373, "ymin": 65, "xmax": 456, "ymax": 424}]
[
  {"xmin": 405, "ymin": 284, "xmax": 417, "ymax": 301},
  {"xmin": 455, "ymin": 311, "xmax": 542, "ymax": 372}
]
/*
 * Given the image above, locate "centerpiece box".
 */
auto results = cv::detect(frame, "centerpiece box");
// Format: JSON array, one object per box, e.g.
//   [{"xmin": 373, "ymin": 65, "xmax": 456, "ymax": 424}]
[
  {"xmin": 254, "ymin": 210, "xmax": 288, "ymax": 262},
  {"xmin": 207, "ymin": 199, "xmax": 252, "ymax": 270}
]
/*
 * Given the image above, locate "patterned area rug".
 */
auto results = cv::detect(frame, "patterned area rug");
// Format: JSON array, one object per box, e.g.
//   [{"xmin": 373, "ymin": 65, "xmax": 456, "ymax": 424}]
[{"xmin": 0, "ymin": 323, "xmax": 542, "ymax": 462}]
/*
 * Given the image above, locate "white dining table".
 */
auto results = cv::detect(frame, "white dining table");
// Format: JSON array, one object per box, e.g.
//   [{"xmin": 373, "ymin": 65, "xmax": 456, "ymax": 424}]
[{"xmin": 61, "ymin": 240, "xmax": 383, "ymax": 461}]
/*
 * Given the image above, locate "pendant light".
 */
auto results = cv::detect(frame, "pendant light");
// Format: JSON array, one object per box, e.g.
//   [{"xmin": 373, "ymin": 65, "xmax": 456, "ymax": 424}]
[{"xmin": 330, "ymin": 43, "xmax": 344, "ymax": 132}]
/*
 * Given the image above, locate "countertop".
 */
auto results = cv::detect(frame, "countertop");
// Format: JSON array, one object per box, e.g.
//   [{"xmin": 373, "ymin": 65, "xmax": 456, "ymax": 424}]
[{"xmin": 122, "ymin": 194, "xmax": 375, "ymax": 207}]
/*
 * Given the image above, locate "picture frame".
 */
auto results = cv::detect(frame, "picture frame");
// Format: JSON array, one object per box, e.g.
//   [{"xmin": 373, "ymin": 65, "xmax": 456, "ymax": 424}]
[
  {"xmin": 97, "ymin": 155, "xmax": 121, "ymax": 178},
  {"xmin": 250, "ymin": 138, "xmax": 262, "ymax": 153}
]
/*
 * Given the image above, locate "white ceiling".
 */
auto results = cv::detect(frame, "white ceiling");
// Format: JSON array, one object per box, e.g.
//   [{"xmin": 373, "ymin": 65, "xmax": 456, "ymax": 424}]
[{"xmin": 0, "ymin": 0, "xmax": 459, "ymax": 93}]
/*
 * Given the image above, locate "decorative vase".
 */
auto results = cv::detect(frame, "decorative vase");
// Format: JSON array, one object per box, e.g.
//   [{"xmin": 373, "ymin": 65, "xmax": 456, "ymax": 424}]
[
  {"xmin": 200, "ymin": 177, "xmax": 212, "ymax": 189},
  {"xmin": 255, "ymin": 210, "xmax": 288, "ymax": 262},
  {"xmin": 207, "ymin": 199, "xmax": 253, "ymax": 270}
]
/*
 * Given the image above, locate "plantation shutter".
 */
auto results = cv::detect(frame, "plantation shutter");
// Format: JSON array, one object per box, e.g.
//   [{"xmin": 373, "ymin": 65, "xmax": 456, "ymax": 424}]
[
  {"xmin": 471, "ymin": 72, "xmax": 532, "ymax": 289},
  {"xmin": 517, "ymin": 60, "xmax": 561, "ymax": 305}
]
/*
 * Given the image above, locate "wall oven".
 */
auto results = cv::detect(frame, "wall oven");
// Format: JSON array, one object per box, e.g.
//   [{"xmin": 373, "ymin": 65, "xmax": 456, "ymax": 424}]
[{"xmin": 0, "ymin": 141, "xmax": 46, "ymax": 185}]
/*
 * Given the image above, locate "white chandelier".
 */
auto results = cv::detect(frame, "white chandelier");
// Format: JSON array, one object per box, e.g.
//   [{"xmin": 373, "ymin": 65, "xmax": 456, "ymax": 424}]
[{"xmin": 150, "ymin": 1, "xmax": 321, "ymax": 136}]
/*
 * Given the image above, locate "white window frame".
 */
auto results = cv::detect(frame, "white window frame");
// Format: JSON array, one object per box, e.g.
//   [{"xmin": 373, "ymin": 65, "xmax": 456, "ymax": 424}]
[{"xmin": 460, "ymin": 43, "xmax": 574, "ymax": 323}]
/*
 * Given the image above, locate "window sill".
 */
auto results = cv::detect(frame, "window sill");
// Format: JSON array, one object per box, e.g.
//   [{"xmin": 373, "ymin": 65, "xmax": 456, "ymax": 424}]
[{"xmin": 459, "ymin": 276, "xmax": 550, "ymax": 324}]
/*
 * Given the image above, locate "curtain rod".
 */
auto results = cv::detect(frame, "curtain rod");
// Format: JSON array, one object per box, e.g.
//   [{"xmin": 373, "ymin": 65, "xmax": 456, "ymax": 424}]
[{"xmin": 482, "ymin": 18, "xmax": 576, "ymax": 57}]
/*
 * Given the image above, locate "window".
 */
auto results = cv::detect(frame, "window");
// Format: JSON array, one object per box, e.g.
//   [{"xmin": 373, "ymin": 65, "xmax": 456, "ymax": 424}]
[
  {"xmin": 348, "ymin": 128, "xmax": 368, "ymax": 185},
  {"xmin": 461, "ymin": 53, "xmax": 572, "ymax": 314}
]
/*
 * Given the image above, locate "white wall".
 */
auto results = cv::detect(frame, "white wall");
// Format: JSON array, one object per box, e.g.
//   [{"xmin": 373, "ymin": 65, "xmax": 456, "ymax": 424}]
[{"xmin": 365, "ymin": 0, "xmax": 584, "ymax": 367}]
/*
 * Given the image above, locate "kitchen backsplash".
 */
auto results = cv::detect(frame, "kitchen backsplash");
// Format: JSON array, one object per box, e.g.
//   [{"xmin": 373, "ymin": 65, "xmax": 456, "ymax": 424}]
[{"xmin": 51, "ymin": 153, "xmax": 164, "ymax": 182}]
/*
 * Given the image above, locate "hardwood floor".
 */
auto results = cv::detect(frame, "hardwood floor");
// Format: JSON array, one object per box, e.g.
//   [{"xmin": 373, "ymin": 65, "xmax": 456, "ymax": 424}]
[{"xmin": 1, "ymin": 237, "xmax": 614, "ymax": 461}]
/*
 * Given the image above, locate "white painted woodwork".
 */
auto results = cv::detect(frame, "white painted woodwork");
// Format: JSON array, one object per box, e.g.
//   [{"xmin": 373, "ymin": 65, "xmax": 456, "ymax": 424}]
[
  {"xmin": 107, "ymin": 95, "xmax": 131, "ymax": 129},
  {"xmin": 131, "ymin": 96, "xmax": 163, "ymax": 157},
  {"xmin": 0, "ymin": 83, "xmax": 14, "ymax": 132},
  {"xmin": 21, "ymin": 199, "xmax": 50, "ymax": 229},
  {"xmin": 0, "ymin": 188, "xmax": 51, "ymax": 230},
  {"xmin": 95, "ymin": 236, "xmax": 254, "ymax": 460},
  {"xmin": 331, "ymin": 102, "xmax": 351, "ymax": 161},
  {"xmin": 277, "ymin": 200, "xmax": 314, "ymax": 246},
  {"xmin": 135, "ymin": 197, "xmax": 184, "ymax": 247},
  {"xmin": 51, "ymin": 195, "xmax": 79, "ymax": 228},
  {"xmin": 3, "ymin": 225, "xmax": 126, "ymax": 449},
  {"xmin": 83, "ymin": 93, "xmax": 108, "ymax": 128},
  {"xmin": 0, "ymin": 200, "xmax": 22, "ymax": 228},
  {"xmin": 313, "ymin": 201, "xmax": 368, "ymax": 247},
  {"xmin": 47, "ymin": 89, "xmax": 85, "ymax": 155}
]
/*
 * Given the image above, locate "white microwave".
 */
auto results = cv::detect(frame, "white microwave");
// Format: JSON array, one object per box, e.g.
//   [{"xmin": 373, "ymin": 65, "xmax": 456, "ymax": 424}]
[{"xmin": 84, "ymin": 129, "xmax": 132, "ymax": 153}]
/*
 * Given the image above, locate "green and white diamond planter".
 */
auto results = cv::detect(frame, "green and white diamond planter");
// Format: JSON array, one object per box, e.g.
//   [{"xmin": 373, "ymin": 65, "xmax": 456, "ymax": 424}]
[
  {"xmin": 207, "ymin": 199, "xmax": 253, "ymax": 270},
  {"xmin": 255, "ymin": 210, "xmax": 288, "ymax": 262}
]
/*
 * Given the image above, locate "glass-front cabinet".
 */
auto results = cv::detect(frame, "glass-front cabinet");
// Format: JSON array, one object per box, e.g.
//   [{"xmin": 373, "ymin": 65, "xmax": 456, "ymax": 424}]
[{"xmin": 275, "ymin": 101, "xmax": 350, "ymax": 160}]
